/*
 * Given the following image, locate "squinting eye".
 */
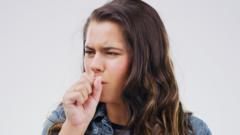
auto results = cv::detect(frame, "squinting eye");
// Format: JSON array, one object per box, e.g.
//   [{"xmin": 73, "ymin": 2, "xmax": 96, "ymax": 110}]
[
  {"xmin": 84, "ymin": 50, "xmax": 95, "ymax": 56},
  {"xmin": 107, "ymin": 52, "xmax": 119, "ymax": 56}
]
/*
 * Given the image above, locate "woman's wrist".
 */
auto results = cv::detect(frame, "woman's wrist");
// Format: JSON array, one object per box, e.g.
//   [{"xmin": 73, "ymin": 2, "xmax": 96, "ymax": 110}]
[{"xmin": 59, "ymin": 120, "xmax": 87, "ymax": 135}]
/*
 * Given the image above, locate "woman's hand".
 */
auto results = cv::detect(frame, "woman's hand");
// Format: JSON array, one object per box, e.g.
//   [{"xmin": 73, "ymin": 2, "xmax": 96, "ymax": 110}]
[{"xmin": 59, "ymin": 72, "xmax": 103, "ymax": 135}]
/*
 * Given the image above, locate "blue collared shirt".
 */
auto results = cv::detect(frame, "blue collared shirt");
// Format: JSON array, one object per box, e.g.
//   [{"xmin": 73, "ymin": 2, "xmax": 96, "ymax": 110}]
[{"xmin": 42, "ymin": 103, "xmax": 212, "ymax": 135}]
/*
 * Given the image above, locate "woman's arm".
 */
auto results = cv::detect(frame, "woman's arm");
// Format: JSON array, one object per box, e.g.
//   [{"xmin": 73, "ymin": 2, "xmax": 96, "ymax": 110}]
[{"xmin": 59, "ymin": 120, "xmax": 86, "ymax": 135}]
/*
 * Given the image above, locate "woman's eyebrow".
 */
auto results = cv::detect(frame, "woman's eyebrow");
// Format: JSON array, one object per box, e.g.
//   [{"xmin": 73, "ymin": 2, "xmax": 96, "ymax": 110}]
[
  {"xmin": 85, "ymin": 44, "xmax": 124, "ymax": 52},
  {"xmin": 85, "ymin": 46, "xmax": 94, "ymax": 50},
  {"xmin": 85, "ymin": 45, "xmax": 99, "ymax": 51},
  {"xmin": 101, "ymin": 46, "xmax": 124, "ymax": 52}
]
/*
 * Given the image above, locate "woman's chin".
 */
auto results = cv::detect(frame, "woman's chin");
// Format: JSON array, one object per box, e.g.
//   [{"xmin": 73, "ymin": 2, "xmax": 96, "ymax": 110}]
[
  {"xmin": 99, "ymin": 96, "xmax": 111, "ymax": 104},
  {"xmin": 99, "ymin": 96, "xmax": 106, "ymax": 103}
]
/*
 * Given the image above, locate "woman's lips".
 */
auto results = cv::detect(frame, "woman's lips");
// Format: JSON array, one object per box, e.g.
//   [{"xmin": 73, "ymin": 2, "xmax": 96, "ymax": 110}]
[
  {"xmin": 93, "ymin": 77, "xmax": 107, "ymax": 84},
  {"xmin": 101, "ymin": 81, "xmax": 107, "ymax": 84}
]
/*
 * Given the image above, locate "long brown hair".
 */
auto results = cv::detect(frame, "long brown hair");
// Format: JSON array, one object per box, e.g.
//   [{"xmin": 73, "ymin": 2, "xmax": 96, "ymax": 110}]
[{"xmin": 83, "ymin": 0, "xmax": 193, "ymax": 135}]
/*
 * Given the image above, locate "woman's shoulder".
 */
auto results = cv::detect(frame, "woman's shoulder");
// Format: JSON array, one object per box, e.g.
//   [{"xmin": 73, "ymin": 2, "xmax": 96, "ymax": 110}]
[
  {"xmin": 188, "ymin": 115, "xmax": 212, "ymax": 135},
  {"xmin": 42, "ymin": 104, "xmax": 66, "ymax": 135},
  {"xmin": 46, "ymin": 104, "xmax": 66, "ymax": 123}
]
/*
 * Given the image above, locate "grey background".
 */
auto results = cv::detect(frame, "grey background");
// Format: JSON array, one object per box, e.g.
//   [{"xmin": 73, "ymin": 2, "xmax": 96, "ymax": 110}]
[{"xmin": 0, "ymin": 0, "xmax": 239, "ymax": 134}]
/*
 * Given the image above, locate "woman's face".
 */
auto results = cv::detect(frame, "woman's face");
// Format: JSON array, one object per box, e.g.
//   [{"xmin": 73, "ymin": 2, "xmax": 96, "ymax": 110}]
[{"xmin": 84, "ymin": 20, "xmax": 130, "ymax": 104}]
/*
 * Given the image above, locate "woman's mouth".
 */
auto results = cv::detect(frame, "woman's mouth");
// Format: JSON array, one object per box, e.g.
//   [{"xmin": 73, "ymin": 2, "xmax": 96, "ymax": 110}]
[{"xmin": 101, "ymin": 81, "xmax": 107, "ymax": 85}]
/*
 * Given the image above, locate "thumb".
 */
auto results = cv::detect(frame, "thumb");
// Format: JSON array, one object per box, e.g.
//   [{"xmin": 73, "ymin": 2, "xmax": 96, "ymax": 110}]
[{"xmin": 92, "ymin": 76, "xmax": 103, "ymax": 102}]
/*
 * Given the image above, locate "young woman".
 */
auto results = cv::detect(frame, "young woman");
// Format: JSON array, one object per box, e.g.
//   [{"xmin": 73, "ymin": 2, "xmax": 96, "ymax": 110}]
[{"xmin": 42, "ymin": 0, "xmax": 212, "ymax": 135}]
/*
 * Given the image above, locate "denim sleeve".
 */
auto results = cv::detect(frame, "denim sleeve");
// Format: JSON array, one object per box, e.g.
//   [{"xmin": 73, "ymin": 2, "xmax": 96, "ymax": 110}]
[
  {"xmin": 41, "ymin": 105, "xmax": 66, "ymax": 135},
  {"xmin": 189, "ymin": 115, "xmax": 212, "ymax": 135}
]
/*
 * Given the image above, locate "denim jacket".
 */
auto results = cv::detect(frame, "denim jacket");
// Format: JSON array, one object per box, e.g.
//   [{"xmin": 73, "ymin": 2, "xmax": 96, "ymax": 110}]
[{"xmin": 42, "ymin": 103, "xmax": 212, "ymax": 135}]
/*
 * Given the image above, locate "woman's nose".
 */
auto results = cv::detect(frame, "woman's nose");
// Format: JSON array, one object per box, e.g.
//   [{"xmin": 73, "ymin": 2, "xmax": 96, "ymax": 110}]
[{"xmin": 89, "ymin": 54, "xmax": 104, "ymax": 73}]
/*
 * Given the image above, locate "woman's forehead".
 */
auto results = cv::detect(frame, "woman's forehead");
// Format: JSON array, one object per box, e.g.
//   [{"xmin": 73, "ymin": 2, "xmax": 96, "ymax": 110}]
[{"xmin": 85, "ymin": 21, "xmax": 127, "ymax": 49}]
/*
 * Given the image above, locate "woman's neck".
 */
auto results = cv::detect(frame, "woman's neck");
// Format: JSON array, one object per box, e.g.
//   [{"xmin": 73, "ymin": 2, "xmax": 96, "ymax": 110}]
[{"xmin": 106, "ymin": 102, "xmax": 129, "ymax": 126}]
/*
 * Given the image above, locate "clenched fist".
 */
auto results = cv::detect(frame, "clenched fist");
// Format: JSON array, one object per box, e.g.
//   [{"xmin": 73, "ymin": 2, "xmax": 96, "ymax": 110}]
[{"xmin": 60, "ymin": 72, "xmax": 103, "ymax": 135}]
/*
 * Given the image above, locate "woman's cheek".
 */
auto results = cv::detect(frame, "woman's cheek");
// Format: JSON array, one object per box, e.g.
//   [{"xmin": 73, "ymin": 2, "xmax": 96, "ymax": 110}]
[
  {"xmin": 83, "ymin": 59, "xmax": 91, "ymax": 72},
  {"xmin": 108, "ymin": 57, "xmax": 129, "ymax": 79}
]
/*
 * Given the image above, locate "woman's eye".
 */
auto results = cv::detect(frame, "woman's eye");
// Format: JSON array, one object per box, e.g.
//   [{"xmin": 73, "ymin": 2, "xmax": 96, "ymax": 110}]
[
  {"xmin": 85, "ymin": 50, "xmax": 95, "ymax": 56},
  {"xmin": 107, "ymin": 52, "xmax": 119, "ymax": 56}
]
